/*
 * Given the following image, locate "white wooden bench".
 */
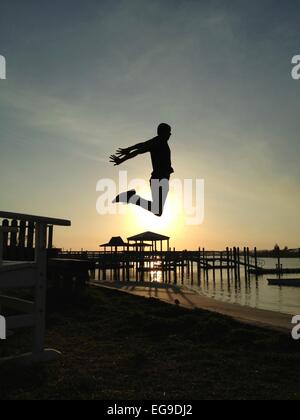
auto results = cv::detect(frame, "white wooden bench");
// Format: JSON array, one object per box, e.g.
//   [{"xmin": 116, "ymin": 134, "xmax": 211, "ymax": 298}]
[{"xmin": 0, "ymin": 211, "xmax": 71, "ymax": 364}]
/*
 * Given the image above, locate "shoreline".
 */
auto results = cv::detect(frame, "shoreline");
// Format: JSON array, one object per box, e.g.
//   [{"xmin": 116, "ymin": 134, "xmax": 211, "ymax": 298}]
[{"xmin": 91, "ymin": 280, "xmax": 293, "ymax": 333}]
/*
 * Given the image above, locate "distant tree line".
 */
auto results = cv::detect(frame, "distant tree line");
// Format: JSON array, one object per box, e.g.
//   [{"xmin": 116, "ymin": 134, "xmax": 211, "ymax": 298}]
[{"xmin": 255, "ymin": 245, "xmax": 300, "ymax": 258}]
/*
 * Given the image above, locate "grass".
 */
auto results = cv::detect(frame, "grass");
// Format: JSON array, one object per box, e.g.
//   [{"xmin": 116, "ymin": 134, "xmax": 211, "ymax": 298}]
[{"xmin": 0, "ymin": 286, "xmax": 300, "ymax": 400}]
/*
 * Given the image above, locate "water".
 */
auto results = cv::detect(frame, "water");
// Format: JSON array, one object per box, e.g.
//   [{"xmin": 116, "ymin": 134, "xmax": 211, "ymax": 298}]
[
  {"xmin": 95, "ymin": 258, "xmax": 300, "ymax": 315},
  {"xmin": 176, "ymin": 258, "xmax": 300, "ymax": 315}
]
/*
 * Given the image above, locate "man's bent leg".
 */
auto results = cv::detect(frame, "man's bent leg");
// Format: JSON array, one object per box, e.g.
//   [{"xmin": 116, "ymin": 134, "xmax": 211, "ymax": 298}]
[
  {"xmin": 150, "ymin": 178, "xmax": 170, "ymax": 217},
  {"xmin": 113, "ymin": 190, "xmax": 136, "ymax": 204},
  {"xmin": 113, "ymin": 179, "xmax": 169, "ymax": 216},
  {"xmin": 130, "ymin": 195, "xmax": 152, "ymax": 212}
]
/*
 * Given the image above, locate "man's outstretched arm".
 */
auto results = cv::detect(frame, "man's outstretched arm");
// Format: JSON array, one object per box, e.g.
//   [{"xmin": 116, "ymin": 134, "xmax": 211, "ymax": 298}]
[
  {"xmin": 110, "ymin": 138, "xmax": 154, "ymax": 166},
  {"xmin": 116, "ymin": 138, "xmax": 155, "ymax": 156},
  {"xmin": 110, "ymin": 149, "xmax": 140, "ymax": 166}
]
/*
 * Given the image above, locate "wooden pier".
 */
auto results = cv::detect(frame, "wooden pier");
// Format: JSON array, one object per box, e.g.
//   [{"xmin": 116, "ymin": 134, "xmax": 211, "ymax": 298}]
[
  {"xmin": 1, "ymin": 217, "xmax": 298, "ymax": 286},
  {"xmin": 59, "ymin": 247, "xmax": 270, "ymax": 284}
]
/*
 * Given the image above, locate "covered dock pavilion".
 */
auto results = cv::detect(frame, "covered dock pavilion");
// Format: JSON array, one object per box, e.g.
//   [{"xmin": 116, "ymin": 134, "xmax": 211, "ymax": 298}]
[
  {"xmin": 127, "ymin": 231, "xmax": 170, "ymax": 252},
  {"xmin": 100, "ymin": 237, "xmax": 151, "ymax": 253}
]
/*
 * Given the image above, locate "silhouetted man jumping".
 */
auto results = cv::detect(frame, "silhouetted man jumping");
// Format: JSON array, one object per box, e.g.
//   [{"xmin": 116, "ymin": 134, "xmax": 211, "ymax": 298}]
[{"xmin": 110, "ymin": 123, "xmax": 174, "ymax": 217}]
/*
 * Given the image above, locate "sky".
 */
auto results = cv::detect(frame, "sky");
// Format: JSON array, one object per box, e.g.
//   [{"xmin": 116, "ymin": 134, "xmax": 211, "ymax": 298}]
[{"xmin": 0, "ymin": 0, "xmax": 300, "ymax": 250}]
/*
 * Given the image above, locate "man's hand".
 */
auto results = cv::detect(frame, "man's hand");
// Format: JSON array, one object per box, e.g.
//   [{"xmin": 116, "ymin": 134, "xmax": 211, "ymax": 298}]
[
  {"xmin": 109, "ymin": 155, "xmax": 122, "ymax": 166},
  {"xmin": 116, "ymin": 148, "xmax": 131, "ymax": 157},
  {"xmin": 110, "ymin": 143, "xmax": 144, "ymax": 166}
]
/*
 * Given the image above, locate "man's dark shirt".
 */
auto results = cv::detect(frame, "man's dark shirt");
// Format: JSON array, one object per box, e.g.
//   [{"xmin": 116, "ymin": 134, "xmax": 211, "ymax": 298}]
[{"xmin": 143, "ymin": 137, "xmax": 174, "ymax": 179}]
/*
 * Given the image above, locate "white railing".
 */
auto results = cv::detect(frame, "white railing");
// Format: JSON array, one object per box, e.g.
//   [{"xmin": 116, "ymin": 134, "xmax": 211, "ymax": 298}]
[{"xmin": 0, "ymin": 211, "xmax": 71, "ymax": 364}]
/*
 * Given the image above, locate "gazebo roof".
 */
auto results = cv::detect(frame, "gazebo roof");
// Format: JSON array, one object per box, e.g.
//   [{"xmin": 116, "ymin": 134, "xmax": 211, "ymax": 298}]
[
  {"xmin": 127, "ymin": 231, "xmax": 170, "ymax": 242},
  {"xmin": 100, "ymin": 236, "xmax": 127, "ymax": 247},
  {"xmin": 100, "ymin": 237, "xmax": 151, "ymax": 248}
]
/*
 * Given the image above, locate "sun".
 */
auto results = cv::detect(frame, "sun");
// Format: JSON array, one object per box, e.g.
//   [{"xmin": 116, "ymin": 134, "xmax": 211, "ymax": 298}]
[{"xmin": 126, "ymin": 187, "xmax": 185, "ymax": 235}]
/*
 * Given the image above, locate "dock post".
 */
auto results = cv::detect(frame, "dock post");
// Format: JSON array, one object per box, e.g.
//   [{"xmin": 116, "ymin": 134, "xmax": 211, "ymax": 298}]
[
  {"xmin": 191, "ymin": 260, "xmax": 194, "ymax": 285},
  {"xmin": 237, "ymin": 247, "xmax": 241, "ymax": 280},
  {"xmin": 140, "ymin": 254, "xmax": 145, "ymax": 283},
  {"xmin": 181, "ymin": 254, "xmax": 185, "ymax": 284},
  {"xmin": 246, "ymin": 247, "xmax": 250, "ymax": 275},
  {"xmin": 212, "ymin": 251, "xmax": 216, "ymax": 283},
  {"xmin": 166, "ymin": 250, "xmax": 170, "ymax": 284},
  {"xmin": 226, "ymin": 247, "xmax": 230, "ymax": 280},
  {"xmin": 205, "ymin": 261, "xmax": 209, "ymax": 283},
  {"xmin": 174, "ymin": 251, "xmax": 177, "ymax": 285},
  {"xmin": 126, "ymin": 257, "xmax": 130, "ymax": 282},
  {"xmin": 254, "ymin": 247, "xmax": 258, "ymax": 277},
  {"xmin": 97, "ymin": 260, "xmax": 101, "ymax": 281},
  {"xmin": 162, "ymin": 256, "xmax": 165, "ymax": 283},
  {"xmin": 197, "ymin": 247, "xmax": 201, "ymax": 285},
  {"xmin": 135, "ymin": 261, "xmax": 139, "ymax": 283},
  {"xmin": 243, "ymin": 247, "xmax": 248, "ymax": 281},
  {"xmin": 277, "ymin": 248, "xmax": 281, "ymax": 279},
  {"xmin": 233, "ymin": 247, "xmax": 237, "ymax": 280},
  {"xmin": 220, "ymin": 251, "xmax": 223, "ymax": 282},
  {"xmin": 202, "ymin": 248, "xmax": 205, "ymax": 271},
  {"xmin": 174, "ymin": 264, "xmax": 177, "ymax": 285},
  {"xmin": 121, "ymin": 259, "xmax": 124, "ymax": 283}
]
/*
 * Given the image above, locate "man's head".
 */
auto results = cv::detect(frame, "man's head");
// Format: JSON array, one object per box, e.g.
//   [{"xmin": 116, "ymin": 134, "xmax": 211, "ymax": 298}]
[{"xmin": 157, "ymin": 123, "xmax": 172, "ymax": 140}]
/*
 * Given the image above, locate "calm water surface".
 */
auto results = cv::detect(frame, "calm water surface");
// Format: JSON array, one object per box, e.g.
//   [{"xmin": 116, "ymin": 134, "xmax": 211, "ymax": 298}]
[
  {"xmin": 150, "ymin": 258, "xmax": 300, "ymax": 315},
  {"xmin": 180, "ymin": 258, "xmax": 300, "ymax": 315},
  {"xmin": 98, "ymin": 258, "xmax": 300, "ymax": 315}
]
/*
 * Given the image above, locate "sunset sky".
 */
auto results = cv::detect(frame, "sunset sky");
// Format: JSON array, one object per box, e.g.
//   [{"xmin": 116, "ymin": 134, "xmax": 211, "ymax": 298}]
[{"xmin": 1, "ymin": 0, "xmax": 300, "ymax": 250}]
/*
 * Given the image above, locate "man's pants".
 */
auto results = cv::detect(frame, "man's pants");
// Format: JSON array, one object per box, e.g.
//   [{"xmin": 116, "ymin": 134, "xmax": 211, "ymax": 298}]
[{"xmin": 131, "ymin": 178, "xmax": 170, "ymax": 217}]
